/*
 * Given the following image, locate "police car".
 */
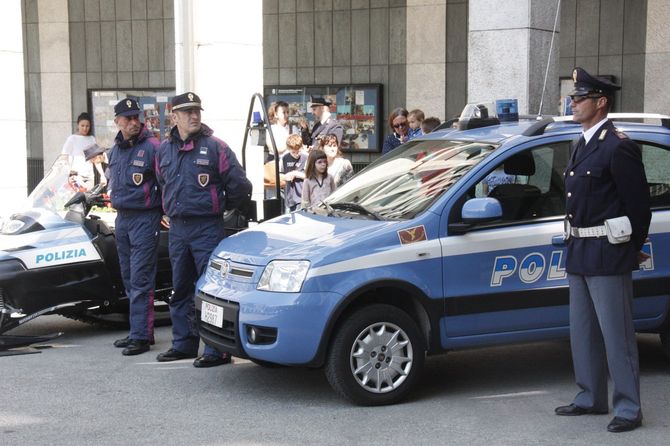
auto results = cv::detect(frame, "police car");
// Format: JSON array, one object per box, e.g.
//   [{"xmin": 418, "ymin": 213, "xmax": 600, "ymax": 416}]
[{"xmin": 196, "ymin": 110, "xmax": 670, "ymax": 405}]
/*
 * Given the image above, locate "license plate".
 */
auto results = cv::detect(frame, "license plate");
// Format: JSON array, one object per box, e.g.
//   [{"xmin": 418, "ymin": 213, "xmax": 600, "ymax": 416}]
[{"xmin": 201, "ymin": 301, "xmax": 224, "ymax": 328}]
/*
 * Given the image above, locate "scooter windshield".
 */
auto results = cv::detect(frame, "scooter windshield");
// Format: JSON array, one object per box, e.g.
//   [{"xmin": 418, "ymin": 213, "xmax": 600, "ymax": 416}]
[{"xmin": 26, "ymin": 154, "xmax": 81, "ymax": 215}]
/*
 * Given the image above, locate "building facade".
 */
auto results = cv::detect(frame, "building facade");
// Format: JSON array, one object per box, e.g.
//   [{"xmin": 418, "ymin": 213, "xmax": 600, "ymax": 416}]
[{"xmin": 7, "ymin": 0, "xmax": 670, "ymax": 199}]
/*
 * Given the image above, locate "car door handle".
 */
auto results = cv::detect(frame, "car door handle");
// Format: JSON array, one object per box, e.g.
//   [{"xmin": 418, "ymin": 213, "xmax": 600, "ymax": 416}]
[{"xmin": 551, "ymin": 234, "xmax": 566, "ymax": 247}]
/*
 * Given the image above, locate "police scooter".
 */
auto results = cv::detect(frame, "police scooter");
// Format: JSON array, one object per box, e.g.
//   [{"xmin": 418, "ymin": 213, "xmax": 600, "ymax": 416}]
[{"xmin": 0, "ymin": 155, "xmax": 171, "ymax": 338}]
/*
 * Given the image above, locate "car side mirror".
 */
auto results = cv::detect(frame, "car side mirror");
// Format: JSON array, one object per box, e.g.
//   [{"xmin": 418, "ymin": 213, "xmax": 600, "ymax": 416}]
[{"xmin": 448, "ymin": 198, "xmax": 502, "ymax": 234}]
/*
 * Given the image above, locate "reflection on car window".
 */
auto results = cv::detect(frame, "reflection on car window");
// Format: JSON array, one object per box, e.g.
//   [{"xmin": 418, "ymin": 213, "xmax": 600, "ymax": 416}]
[
  {"xmin": 325, "ymin": 140, "xmax": 498, "ymax": 220},
  {"xmin": 641, "ymin": 143, "xmax": 670, "ymax": 209}
]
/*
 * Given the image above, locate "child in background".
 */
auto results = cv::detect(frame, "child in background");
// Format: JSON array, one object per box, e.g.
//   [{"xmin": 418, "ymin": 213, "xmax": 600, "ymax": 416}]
[
  {"xmin": 408, "ymin": 109, "xmax": 425, "ymax": 139},
  {"xmin": 280, "ymin": 133, "xmax": 308, "ymax": 211},
  {"xmin": 301, "ymin": 149, "xmax": 336, "ymax": 209}
]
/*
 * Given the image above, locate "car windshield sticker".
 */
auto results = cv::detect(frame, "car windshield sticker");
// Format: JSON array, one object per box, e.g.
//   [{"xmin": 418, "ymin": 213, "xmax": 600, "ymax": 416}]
[{"xmin": 398, "ymin": 225, "xmax": 427, "ymax": 245}]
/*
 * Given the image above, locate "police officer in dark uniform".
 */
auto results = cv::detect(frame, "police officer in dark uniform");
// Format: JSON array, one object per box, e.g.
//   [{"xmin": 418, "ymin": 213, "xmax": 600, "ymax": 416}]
[
  {"xmin": 554, "ymin": 67, "xmax": 651, "ymax": 432},
  {"xmin": 107, "ymin": 98, "xmax": 162, "ymax": 355},
  {"xmin": 155, "ymin": 92, "xmax": 252, "ymax": 367},
  {"xmin": 300, "ymin": 97, "xmax": 343, "ymax": 148}
]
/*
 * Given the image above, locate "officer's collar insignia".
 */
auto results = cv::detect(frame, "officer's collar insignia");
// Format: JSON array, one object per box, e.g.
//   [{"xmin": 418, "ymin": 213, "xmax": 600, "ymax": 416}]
[
  {"xmin": 199, "ymin": 146, "xmax": 208, "ymax": 154},
  {"xmin": 198, "ymin": 173, "xmax": 210, "ymax": 187},
  {"xmin": 397, "ymin": 225, "xmax": 427, "ymax": 245},
  {"xmin": 126, "ymin": 100, "xmax": 132, "ymax": 108},
  {"xmin": 599, "ymin": 129, "xmax": 607, "ymax": 141},
  {"xmin": 572, "ymin": 69, "xmax": 577, "ymax": 83},
  {"xmin": 188, "ymin": 93, "xmax": 194, "ymax": 101},
  {"xmin": 132, "ymin": 173, "xmax": 143, "ymax": 186}
]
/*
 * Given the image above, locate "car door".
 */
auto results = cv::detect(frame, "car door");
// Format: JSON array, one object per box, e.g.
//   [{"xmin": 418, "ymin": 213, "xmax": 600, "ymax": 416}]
[{"xmin": 439, "ymin": 138, "xmax": 574, "ymax": 349}]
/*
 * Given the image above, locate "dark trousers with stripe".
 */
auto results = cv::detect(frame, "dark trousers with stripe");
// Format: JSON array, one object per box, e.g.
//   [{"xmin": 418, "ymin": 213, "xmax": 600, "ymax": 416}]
[
  {"xmin": 115, "ymin": 209, "xmax": 161, "ymax": 341},
  {"xmin": 168, "ymin": 217, "xmax": 224, "ymax": 356}
]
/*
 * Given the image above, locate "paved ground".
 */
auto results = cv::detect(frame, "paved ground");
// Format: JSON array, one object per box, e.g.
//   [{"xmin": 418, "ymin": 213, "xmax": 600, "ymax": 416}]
[{"xmin": 1, "ymin": 315, "xmax": 669, "ymax": 445}]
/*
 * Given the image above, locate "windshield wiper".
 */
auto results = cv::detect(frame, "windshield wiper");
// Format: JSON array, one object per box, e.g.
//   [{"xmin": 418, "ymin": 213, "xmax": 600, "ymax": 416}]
[{"xmin": 330, "ymin": 202, "xmax": 382, "ymax": 220}]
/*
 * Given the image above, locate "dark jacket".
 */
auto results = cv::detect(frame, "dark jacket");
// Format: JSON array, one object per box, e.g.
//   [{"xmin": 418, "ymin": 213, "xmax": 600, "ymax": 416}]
[
  {"xmin": 564, "ymin": 120, "xmax": 651, "ymax": 275},
  {"xmin": 107, "ymin": 125, "xmax": 161, "ymax": 211},
  {"xmin": 156, "ymin": 124, "xmax": 252, "ymax": 218},
  {"xmin": 301, "ymin": 116, "xmax": 343, "ymax": 147}
]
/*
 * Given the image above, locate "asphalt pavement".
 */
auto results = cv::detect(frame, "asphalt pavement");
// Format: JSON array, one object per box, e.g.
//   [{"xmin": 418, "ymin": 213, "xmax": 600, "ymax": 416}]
[{"xmin": 1, "ymin": 315, "xmax": 669, "ymax": 445}]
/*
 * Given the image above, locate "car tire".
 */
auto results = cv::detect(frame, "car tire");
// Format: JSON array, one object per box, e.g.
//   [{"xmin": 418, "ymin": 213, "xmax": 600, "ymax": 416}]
[
  {"xmin": 324, "ymin": 304, "xmax": 425, "ymax": 406},
  {"xmin": 660, "ymin": 330, "xmax": 670, "ymax": 359}
]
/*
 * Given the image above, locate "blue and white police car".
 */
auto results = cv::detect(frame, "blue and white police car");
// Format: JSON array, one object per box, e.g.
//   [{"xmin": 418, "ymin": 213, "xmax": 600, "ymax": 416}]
[{"xmin": 196, "ymin": 111, "xmax": 670, "ymax": 405}]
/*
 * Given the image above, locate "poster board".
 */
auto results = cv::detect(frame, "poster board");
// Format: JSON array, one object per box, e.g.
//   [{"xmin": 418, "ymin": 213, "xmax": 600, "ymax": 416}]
[
  {"xmin": 89, "ymin": 89, "xmax": 175, "ymax": 149},
  {"xmin": 264, "ymin": 84, "xmax": 383, "ymax": 152}
]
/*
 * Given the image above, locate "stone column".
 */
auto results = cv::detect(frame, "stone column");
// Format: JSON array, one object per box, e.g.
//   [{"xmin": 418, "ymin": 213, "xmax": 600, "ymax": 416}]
[
  {"xmin": 174, "ymin": 0, "xmax": 264, "ymax": 213},
  {"xmin": 0, "ymin": 0, "xmax": 27, "ymax": 209},
  {"xmin": 468, "ymin": 0, "xmax": 560, "ymax": 116},
  {"xmin": 37, "ymin": 0, "xmax": 72, "ymax": 167},
  {"xmin": 644, "ymin": 0, "xmax": 670, "ymax": 113},
  {"xmin": 406, "ymin": 0, "xmax": 446, "ymax": 119}
]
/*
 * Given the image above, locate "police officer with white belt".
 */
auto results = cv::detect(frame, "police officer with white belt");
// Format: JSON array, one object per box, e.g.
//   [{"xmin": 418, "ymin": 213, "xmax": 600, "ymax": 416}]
[{"xmin": 554, "ymin": 67, "xmax": 651, "ymax": 433}]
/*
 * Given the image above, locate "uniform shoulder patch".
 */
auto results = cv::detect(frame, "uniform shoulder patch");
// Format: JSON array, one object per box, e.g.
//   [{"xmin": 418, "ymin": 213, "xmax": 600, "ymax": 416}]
[{"xmin": 614, "ymin": 128, "xmax": 629, "ymax": 139}]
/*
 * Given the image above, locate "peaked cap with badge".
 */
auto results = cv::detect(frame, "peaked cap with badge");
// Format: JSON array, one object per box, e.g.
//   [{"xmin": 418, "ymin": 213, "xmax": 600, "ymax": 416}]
[
  {"xmin": 114, "ymin": 98, "xmax": 141, "ymax": 117},
  {"xmin": 569, "ymin": 67, "xmax": 621, "ymax": 97},
  {"xmin": 171, "ymin": 92, "xmax": 204, "ymax": 111}
]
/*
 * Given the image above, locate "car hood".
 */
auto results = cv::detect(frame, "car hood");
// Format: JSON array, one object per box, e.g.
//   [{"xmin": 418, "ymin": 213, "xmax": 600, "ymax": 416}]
[{"xmin": 212, "ymin": 211, "xmax": 401, "ymax": 267}]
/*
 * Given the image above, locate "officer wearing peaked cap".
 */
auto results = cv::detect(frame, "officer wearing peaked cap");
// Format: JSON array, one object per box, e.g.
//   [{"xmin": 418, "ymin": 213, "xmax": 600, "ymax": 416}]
[
  {"xmin": 299, "ymin": 96, "xmax": 343, "ymax": 148},
  {"xmin": 155, "ymin": 92, "xmax": 252, "ymax": 368},
  {"xmin": 107, "ymin": 97, "xmax": 163, "ymax": 356},
  {"xmin": 555, "ymin": 67, "xmax": 651, "ymax": 433}
]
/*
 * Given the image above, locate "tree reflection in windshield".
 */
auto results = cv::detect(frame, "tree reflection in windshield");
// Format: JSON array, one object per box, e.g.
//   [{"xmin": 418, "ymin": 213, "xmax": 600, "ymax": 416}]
[{"xmin": 325, "ymin": 140, "xmax": 498, "ymax": 220}]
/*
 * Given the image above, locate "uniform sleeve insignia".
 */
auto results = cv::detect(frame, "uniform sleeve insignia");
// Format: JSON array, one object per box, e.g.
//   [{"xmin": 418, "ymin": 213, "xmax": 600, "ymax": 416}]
[
  {"xmin": 198, "ymin": 173, "xmax": 210, "ymax": 187},
  {"xmin": 132, "ymin": 173, "xmax": 143, "ymax": 185},
  {"xmin": 598, "ymin": 129, "xmax": 607, "ymax": 141},
  {"xmin": 196, "ymin": 158, "xmax": 210, "ymax": 166},
  {"xmin": 137, "ymin": 149, "xmax": 145, "ymax": 157},
  {"xmin": 398, "ymin": 225, "xmax": 427, "ymax": 245}
]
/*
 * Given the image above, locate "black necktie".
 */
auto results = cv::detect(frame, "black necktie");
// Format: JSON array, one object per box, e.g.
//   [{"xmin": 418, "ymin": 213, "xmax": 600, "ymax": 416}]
[{"xmin": 570, "ymin": 136, "xmax": 585, "ymax": 164}]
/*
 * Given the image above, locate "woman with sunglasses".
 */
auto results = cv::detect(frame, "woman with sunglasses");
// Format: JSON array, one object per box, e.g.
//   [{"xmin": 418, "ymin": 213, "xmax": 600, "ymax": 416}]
[{"xmin": 382, "ymin": 107, "xmax": 410, "ymax": 155}]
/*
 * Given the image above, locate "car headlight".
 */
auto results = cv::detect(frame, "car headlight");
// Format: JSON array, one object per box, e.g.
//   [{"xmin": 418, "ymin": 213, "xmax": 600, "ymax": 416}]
[
  {"xmin": 257, "ymin": 260, "xmax": 310, "ymax": 293},
  {"xmin": 1, "ymin": 219, "xmax": 26, "ymax": 235}
]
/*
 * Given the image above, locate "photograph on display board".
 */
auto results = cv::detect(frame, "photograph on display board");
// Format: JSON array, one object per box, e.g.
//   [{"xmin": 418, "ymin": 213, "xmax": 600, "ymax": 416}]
[
  {"xmin": 90, "ymin": 90, "xmax": 175, "ymax": 149},
  {"xmin": 265, "ymin": 84, "xmax": 382, "ymax": 152}
]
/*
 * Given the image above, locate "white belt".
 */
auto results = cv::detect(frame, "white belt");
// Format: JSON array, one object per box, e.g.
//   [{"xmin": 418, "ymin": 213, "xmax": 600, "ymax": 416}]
[{"xmin": 570, "ymin": 225, "xmax": 607, "ymax": 238}]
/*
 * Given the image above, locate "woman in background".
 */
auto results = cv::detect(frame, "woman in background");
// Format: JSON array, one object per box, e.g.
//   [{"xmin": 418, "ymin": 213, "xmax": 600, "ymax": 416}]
[
  {"xmin": 62, "ymin": 112, "xmax": 97, "ymax": 188},
  {"xmin": 381, "ymin": 107, "xmax": 409, "ymax": 155}
]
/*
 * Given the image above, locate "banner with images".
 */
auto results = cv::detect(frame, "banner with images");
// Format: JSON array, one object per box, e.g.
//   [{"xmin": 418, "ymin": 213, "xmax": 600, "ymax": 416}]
[
  {"xmin": 264, "ymin": 84, "xmax": 383, "ymax": 152},
  {"xmin": 90, "ymin": 90, "xmax": 175, "ymax": 149}
]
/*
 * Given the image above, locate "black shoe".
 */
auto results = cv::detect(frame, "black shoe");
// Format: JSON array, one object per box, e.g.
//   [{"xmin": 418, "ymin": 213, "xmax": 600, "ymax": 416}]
[
  {"xmin": 122, "ymin": 339, "xmax": 151, "ymax": 356},
  {"xmin": 114, "ymin": 336, "xmax": 155, "ymax": 348},
  {"xmin": 156, "ymin": 348, "xmax": 197, "ymax": 362},
  {"xmin": 607, "ymin": 417, "xmax": 642, "ymax": 433},
  {"xmin": 193, "ymin": 353, "xmax": 232, "ymax": 368},
  {"xmin": 555, "ymin": 404, "xmax": 608, "ymax": 416}
]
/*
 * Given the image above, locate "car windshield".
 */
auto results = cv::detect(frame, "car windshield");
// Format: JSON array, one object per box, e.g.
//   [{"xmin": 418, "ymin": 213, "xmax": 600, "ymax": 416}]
[
  {"xmin": 324, "ymin": 139, "xmax": 498, "ymax": 220},
  {"xmin": 26, "ymin": 154, "xmax": 79, "ymax": 215}
]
